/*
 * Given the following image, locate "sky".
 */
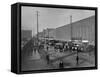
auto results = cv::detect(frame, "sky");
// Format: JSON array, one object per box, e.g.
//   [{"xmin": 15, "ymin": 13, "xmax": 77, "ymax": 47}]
[{"xmin": 21, "ymin": 6, "xmax": 95, "ymax": 35}]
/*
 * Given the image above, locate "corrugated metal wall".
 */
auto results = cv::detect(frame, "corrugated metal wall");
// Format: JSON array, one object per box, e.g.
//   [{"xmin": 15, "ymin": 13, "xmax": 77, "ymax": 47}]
[
  {"xmin": 55, "ymin": 16, "xmax": 95, "ymax": 42},
  {"xmin": 55, "ymin": 25, "xmax": 71, "ymax": 41}
]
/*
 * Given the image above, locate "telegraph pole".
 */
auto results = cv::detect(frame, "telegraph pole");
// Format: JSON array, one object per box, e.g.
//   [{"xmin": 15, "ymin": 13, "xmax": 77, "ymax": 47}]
[
  {"xmin": 37, "ymin": 11, "xmax": 39, "ymax": 46},
  {"xmin": 47, "ymin": 28, "xmax": 49, "ymax": 41},
  {"xmin": 70, "ymin": 15, "xmax": 72, "ymax": 40}
]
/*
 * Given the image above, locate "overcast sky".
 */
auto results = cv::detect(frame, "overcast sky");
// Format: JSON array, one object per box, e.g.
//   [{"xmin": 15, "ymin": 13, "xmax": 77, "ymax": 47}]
[{"xmin": 21, "ymin": 6, "xmax": 95, "ymax": 35}]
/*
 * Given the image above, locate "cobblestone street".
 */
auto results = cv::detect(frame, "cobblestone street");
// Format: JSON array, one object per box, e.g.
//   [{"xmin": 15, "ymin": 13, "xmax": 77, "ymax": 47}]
[{"xmin": 22, "ymin": 45, "xmax": 95, "ymax": 71}]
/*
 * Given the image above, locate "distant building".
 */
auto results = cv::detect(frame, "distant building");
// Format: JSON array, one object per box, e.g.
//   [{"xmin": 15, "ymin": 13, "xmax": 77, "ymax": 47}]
[
  {"xmin": 38, "ymin": 28, "xmax": 55, "ymax": 40},
  {"xmin": 21, "ymin": 30, "xmax": 32, "ymax": 42}
]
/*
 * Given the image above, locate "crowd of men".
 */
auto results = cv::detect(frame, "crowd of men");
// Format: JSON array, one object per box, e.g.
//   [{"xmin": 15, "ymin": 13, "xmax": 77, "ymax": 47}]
[
  {"xmin": 37, "ymin": 39, "xmax": 95, "ymax": 68},
  {"xmin": 39, "ymin": 39, "xmax": 94, "ymax": 53},
  {"xmin": 22, "ymin": 37, "xmax": 95, "ymax": 69}
]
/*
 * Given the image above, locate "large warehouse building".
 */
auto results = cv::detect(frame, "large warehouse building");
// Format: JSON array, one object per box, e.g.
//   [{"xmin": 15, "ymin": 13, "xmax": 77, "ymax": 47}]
[
  {"xmin": 38, "ymin": 15, "xmax": 95, "ymax": 44},
  {"xmin": 55, "ymin": 15, "xmax": 95, "ymax": 42}
]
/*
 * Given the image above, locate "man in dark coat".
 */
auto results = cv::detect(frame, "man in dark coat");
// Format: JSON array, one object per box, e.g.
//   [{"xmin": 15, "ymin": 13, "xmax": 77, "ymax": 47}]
[
  {"xmin": 59, "ymin": 61, "xmax": 64, "ymax": 69},
  {"xmin": 46, "ymin": 54, "xmax": 50, "ymax": 64},
  {"xmin": 76, "ymin": 55, "xmax": 79, "ymax": 65}
]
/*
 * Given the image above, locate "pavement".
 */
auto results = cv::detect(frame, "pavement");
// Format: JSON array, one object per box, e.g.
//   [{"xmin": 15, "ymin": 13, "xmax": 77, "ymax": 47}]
[
  {"xmin": 29, "ymin": 50, "xmax": 40, "ymax": 60},
  {"xmin": 21, "ymin": 44, "xmax": 95, "ymax": 71},
  {"xmin": 22, "ymin": 49, "xmax": 54, "ymax": 71},
  {"xmin": 42, "ymin": 46, "xmax": 95, "ymax": 68}
]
